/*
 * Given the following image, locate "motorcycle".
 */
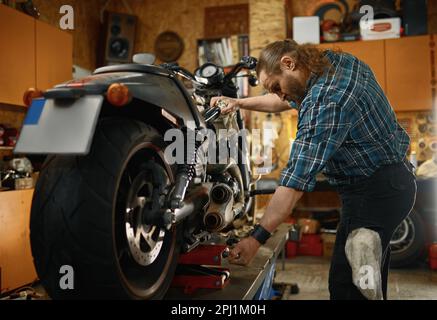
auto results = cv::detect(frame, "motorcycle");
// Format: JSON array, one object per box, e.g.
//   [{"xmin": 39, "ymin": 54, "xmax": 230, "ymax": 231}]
[{"xmin": 14, "ymin": 54, "xmax": 260, "ymax": 299}]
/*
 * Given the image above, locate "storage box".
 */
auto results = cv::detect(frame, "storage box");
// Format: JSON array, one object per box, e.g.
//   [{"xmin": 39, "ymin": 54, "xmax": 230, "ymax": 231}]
[
  {"xmin": 14, "ymin": 177, "xmax": 34, "ymax": 190},
  {"xmin": 429, "ymin": 243, "xmax": 437, "ymax": 270},
  {"xmin": 286, "ymin": 241, "xmax": 298, "ymax": 258},
  {"xmin": 360, "ymin": 17, "xmax": 401, "ymax": 40},
  {"xmin": 297, "ymin": 218, "xmax": 320, "ymax": 234},
  {"xmin": 293, "ymin": 16, "xmax": 320, "ymax": 44},
  {"xmin": 297, "ymin": 234, "xmax": 323, "ymax": 256},
  {"xmin": 321, "ymin": 233, "xmax": 336, "ymax": 258}
]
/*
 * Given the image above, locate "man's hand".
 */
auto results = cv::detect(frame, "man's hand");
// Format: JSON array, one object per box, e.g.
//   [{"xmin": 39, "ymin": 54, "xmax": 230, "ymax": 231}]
[
  {"xmin": 228, "ymin": 236, "xmax": 261, "ymax": 265},
  {"xmin": 227, "ymin": 187, "xmax": 303, "ymax": 266},
  {"xmin": 210, "ymin": 96, "xmax": 241, "ymax": 114}
]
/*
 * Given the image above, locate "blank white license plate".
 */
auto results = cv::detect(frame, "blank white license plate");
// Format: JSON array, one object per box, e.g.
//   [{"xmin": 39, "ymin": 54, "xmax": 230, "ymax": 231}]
[{"xmin": 14, "ymin": 95, "xmax": 103, "ymax": 155}]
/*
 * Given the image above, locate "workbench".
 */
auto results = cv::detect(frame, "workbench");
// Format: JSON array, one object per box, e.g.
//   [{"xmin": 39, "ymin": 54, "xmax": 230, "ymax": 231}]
[{"xmin": 165, "ymin": 224, "xmax": 290, "ymax": 300}]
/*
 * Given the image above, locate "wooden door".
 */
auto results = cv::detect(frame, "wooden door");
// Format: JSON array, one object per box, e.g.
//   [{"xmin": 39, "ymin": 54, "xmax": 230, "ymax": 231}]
[
  {"xmin": 0, "ymin": 4, "xmax": 35, "ymax": 106},
  {"xmin": 36, "ymin": 20, "xmax": 73, "ymax": 91},
  {"xmin": 385, "ymin": 35, "xmax": 434, "ymax": 111}
]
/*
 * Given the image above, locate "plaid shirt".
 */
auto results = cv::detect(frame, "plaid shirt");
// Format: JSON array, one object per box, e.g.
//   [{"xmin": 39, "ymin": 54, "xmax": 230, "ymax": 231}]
[{"xmin": 280, "ymin": 50, "xmax": 410, "ymax": 192}]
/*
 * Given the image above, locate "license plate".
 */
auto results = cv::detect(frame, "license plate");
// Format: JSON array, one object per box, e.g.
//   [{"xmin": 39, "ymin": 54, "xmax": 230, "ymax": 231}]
[{"xmin": 14, "ymin": 95, "xmax": 103, "ymax": 155}]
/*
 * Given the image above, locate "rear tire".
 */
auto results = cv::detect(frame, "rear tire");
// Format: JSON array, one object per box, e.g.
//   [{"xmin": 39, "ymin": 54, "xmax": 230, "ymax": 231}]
[
  {"xmin": 30, "ymin": 118, "xmax": 181, "ymax": 299},
  {"xmin": 390, "ymin": 209, "xmax": 425, "ymax": 268}
]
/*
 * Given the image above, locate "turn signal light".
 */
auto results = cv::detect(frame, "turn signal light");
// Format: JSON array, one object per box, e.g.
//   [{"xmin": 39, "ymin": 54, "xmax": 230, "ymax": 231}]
[
  {"xmin": 23, "ymin": 88, "xmax": 44, "ymax": 107},
  {"xmin": 106, "ymin": 83, "xmax": 131, "ymax": 107}
]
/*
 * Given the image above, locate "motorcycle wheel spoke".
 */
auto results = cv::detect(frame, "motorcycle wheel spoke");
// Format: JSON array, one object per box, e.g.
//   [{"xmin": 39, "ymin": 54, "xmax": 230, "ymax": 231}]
[{"xmin": 142, "ymin": 226, "xmax": 157, "ymax": 249}]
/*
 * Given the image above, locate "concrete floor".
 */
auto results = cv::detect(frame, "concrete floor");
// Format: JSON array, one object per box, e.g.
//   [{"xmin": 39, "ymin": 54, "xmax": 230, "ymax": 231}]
[
  {"xmin": 6, "ymin": 256, "xmax": 436, "ymax": 300},
  {"xmin": 275, "ymin": 256, "xmax": 437, "ymax": 300}
]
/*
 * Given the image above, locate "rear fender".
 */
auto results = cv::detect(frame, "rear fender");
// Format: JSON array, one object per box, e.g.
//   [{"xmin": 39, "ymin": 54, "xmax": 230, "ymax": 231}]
[
  {"xmin": 14, "ymin": 69, "xmax": 204, "ymax": 155},
  {"xmin": 50, "ymin": 67, "xmax": 204, "ymax": 130},
  {"xmin": 126, "ymin": 79, "xmax": 203, "ymax": 131},
  {"xmin": 62, "ymin": 67, "xmax": 204, "ymax": 130}
]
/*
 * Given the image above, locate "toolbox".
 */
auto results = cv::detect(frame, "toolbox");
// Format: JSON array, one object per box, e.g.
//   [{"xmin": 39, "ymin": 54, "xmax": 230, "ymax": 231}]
[
  {"xmin": 429, "ymin": 243, "xmax": 437, "ymax": 270},
  {"xmin": 297, "ymin": 234, "xmax": 323, "ymax": 257},
  {"xmin": 286, "ymin": 241, "xmax": 298, "ymax": 258}
]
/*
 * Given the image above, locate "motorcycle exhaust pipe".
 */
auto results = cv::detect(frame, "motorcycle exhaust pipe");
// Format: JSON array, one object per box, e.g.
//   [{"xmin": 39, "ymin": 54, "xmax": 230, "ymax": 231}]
[
  {"xmin": 203, "ymin": 212, "xmax": 224, "ymax": 231},
  {"xmin": 163, "ymin": 185, "xmax": 210, "ymax": 226},
  {"xmin": 211, "ymin": 184, "xmax": 232, "ymax": 204},
  {"xmin": 204, "ymin": 184, "xmax": 235, "ymax": 232}
]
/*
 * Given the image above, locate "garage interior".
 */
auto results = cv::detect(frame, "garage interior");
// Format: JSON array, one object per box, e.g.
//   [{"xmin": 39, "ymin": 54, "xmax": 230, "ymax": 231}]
[{"xmin": 0, "ymin": 0, "xmax": 436, "ymax": 301}]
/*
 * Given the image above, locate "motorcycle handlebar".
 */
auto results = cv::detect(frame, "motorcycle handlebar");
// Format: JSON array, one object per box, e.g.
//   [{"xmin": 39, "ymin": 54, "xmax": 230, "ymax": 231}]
[
  {"xmin": 223, "ymin": 56, "xmax": 257, "ymax": 82},
  {"xmin": 161, "ymin": 56, "xmax": 257, "ymax": 84},
  {"xmin": 160, "ymin": 62, "xmax": 197, "ymax": 80},
  {"xmin": 241, "ymin": 56, "xmax": 258, "ymax": 69}
]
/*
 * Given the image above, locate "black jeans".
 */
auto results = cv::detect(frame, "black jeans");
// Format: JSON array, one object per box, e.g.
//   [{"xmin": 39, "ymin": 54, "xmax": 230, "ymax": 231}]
[{"xmin": 329, "ymin": 160, "xmax": 417, "ymax": 300}]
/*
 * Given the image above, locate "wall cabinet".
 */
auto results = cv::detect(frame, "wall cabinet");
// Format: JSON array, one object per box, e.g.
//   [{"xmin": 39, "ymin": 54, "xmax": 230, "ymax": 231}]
[
  {"xmin": 385, "ymin": 35, "xmax": 435, "ymax": 111},
  {"xmin": 36, "ymin": 20, "xmax": 73, "ymax": 91},
  {"xmin": 0, "ymin": 5, "xmax": 36, "ymax": 106},
  {"xmin": 319, "ymin": 40, "xmax": 386, "ymax": 92},
  {"xmin": 0, "ymin": 4, "xmax": 72, "ymax": 106},
  {"xmin": 319, "ymin": 35, "xmax": 435, "ymax": 111}
]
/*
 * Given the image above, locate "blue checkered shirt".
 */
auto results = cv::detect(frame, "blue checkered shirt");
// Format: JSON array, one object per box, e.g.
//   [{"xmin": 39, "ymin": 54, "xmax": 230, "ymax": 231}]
[{"xmin": 280, "ymin": 50, "xmax": 410, "ymax": 192}]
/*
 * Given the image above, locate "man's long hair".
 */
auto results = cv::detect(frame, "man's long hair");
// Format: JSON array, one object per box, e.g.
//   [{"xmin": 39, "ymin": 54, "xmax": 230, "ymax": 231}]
[{"xmin": 256, "ymin": 39, "xmax": 331, "ymax": 77}]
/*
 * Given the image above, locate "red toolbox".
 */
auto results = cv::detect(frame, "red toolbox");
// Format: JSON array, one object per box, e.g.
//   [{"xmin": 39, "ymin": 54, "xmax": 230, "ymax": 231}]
[
  {"xmin": 286, "ymin": 241, "xmax": 298, "ymax": 258},
  {"xmin": 297, "ymin": 234, "xmax": 323, "ymax": 256},
  {"xmin": 429, "ymin": 243, "xmax": 437, "ymax": 270}
]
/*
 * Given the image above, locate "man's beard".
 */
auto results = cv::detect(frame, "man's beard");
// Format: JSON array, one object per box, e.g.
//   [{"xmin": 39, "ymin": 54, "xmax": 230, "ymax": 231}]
[{"xmin": 283, "ymin": 75, "xmax": 306, "ymax": 105}]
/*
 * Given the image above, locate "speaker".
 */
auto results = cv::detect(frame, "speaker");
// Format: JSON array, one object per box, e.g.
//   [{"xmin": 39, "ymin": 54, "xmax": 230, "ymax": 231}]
[
  {"xmin": 402, "ymin": 0, "xmax": 428, "ymax": 36},
  {"xmin": 100, "ymin": 11, "xmax": 137, "ymax": 65}
]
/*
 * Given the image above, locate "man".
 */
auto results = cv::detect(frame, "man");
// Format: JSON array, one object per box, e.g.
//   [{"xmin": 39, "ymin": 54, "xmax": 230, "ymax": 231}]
[{"xmin": 211, "ymin": 39, "xmax": 416, "ymax": 300}]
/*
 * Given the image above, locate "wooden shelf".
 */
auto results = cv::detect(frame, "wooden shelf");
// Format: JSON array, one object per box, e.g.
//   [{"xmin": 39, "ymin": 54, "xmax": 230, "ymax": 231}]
[{"xmin": 0, "ymin": 146, "xmax": 14, "ymax": 150}]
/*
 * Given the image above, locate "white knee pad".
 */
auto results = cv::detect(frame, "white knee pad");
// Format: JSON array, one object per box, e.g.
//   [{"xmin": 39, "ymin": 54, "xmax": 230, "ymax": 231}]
[{"xmin": 345, "ymin": 228, "xmax": 383, "ymax": 300}]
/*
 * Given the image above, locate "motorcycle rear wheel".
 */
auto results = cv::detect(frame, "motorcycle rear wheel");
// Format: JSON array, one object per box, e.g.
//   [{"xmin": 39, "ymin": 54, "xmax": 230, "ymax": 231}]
[{"xmin": 30, "ymin": 118, "xmax": 181, "ymax": 299}]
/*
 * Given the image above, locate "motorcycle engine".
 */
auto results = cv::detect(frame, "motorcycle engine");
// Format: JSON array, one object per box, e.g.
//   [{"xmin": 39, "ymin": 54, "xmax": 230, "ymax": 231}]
[{"xmin": 202, "ymin": 112, "xmax": 246, "ymax": 232}]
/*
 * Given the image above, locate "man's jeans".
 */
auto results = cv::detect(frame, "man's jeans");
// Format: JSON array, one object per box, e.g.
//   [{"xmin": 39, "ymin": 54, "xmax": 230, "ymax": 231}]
[{"xmin": 329, "ymin": 160, "xmax": 417, "ymax": 300}]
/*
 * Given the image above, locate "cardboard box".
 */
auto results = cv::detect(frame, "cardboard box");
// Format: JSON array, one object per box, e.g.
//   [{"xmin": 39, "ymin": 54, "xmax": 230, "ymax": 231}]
[
  {"xmin": 297, "ymin": 218, "xmax": 320, "ymax": 234},
  {"xmin": 14, "ymin": 177, "xmax": 34, "ymax": 190},
  {"xmin": 293, "ymin": 16, "xmax": 320, "ymax": 44},
  {"xmin": 360, "ymin": 17, "xmax": 401, "ymax": 40}
]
